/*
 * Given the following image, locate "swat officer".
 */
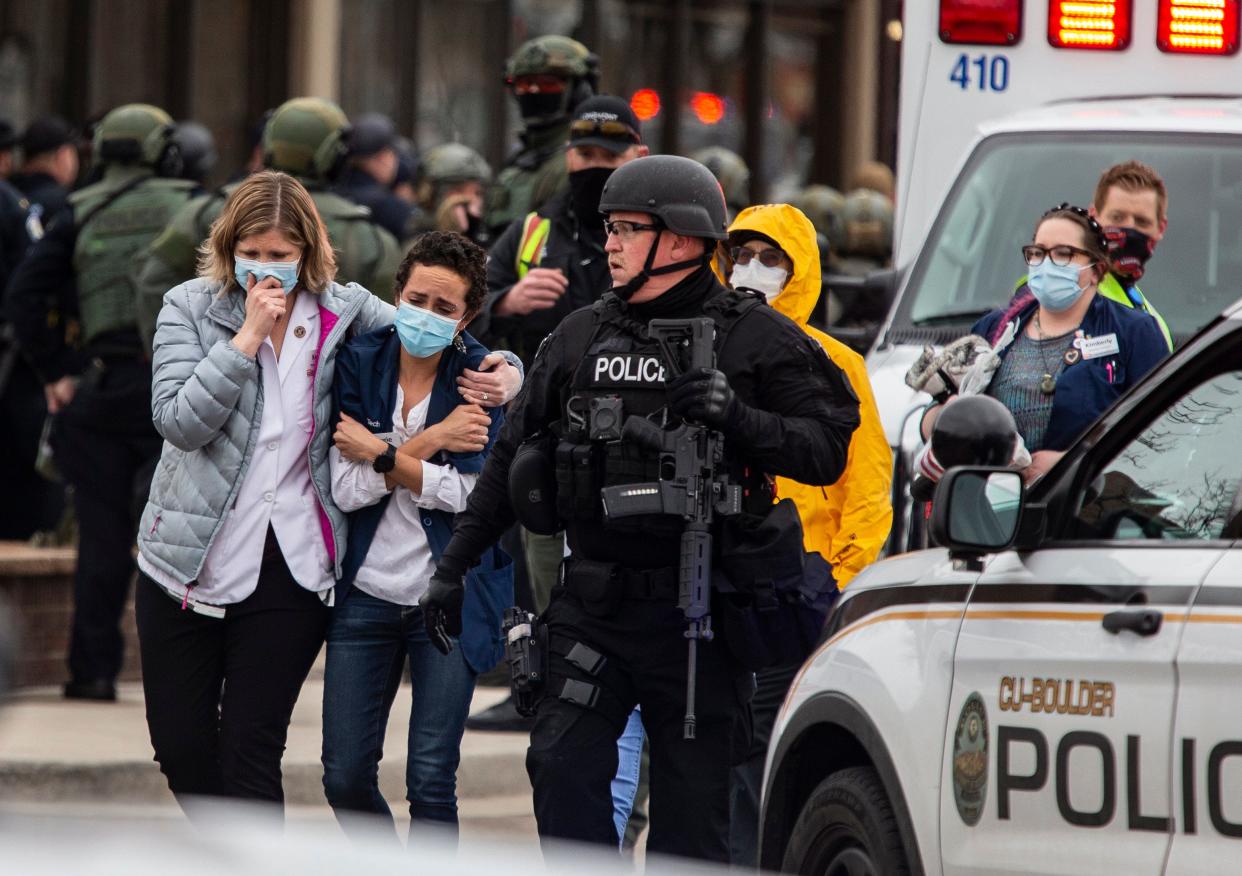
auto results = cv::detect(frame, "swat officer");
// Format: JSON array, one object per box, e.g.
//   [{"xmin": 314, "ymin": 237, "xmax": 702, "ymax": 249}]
[
  {"xmin": 135, "ymin": 97, "xmax": 402, "ymax": 351},
  {"xmin": 484, "ymin": 35, "xmax": 599, "ymax": 237},
  {"xmin": 409, "ymin": 142, "xmax": 493, "ymax": 247},
  {"xmin": 333, "ymin": 111, "xmax": 420, "ymax": 241},
  {"xmin": 420, "ymin": 155, "xmax": 860, "ymax": 860},
  {"xmin": 5, "ymin": 104, "xmax": 198, "ymax": 700}
]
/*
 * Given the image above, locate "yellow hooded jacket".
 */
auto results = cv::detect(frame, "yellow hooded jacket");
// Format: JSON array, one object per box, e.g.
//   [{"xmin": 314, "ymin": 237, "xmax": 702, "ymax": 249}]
[{"xmin": 717, "ymin": 204, "xmax": 893, "ymax": 587}]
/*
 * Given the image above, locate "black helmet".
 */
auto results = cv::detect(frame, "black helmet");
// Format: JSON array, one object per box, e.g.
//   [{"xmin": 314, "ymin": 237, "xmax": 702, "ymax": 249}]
[
  {"xmin": 600, "ymin": 155, "xmax": 729, "ymax": 240},
  {"xmin": 931, "ymin": 395, "xmax": 1018, "ymax": 469},
  {"xmin": 172, "ymin": 120, "xmax": 217, "ymax": 183}
]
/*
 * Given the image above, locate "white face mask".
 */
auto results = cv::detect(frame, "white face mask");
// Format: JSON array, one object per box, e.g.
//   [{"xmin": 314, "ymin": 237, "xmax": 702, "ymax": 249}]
[{"xmin": 731, "ymin": 259, "xmax": 789, "ymax": 302}]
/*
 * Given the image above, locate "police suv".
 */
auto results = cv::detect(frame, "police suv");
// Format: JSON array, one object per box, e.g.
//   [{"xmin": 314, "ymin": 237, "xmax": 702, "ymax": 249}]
[
  {"xmin": 762, "ymin": 299, "xmax": 1242, "ymax": 874},
  {"xmin": 874, "ymin": 1, "xmax": 1242, "ymax": 551}
]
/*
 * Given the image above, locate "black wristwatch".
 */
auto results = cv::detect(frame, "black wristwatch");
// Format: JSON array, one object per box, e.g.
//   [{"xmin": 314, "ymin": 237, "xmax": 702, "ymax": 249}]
[{"xmin": 372, "ymin": 444, "xmax": 397, "ymax": 474}]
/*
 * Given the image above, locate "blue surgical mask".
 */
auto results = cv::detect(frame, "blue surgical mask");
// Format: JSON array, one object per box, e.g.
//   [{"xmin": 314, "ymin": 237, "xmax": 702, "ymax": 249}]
[
  {"xmin": 234, "ymin": 256, "xmax": 300, "ymax": 295},
  {"xmin": 395, "ymin": 302, "xmax": 459, "ymax": 358},
  {"xmin": 1028, "ymin": 260, "xmax": 1086, "ymax": 312}
]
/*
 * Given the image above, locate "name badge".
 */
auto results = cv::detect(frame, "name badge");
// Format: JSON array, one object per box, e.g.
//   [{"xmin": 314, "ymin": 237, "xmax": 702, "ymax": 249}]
[
  {"xmin": 590, "ymin": 353, "xmax": 667, "ymax": 387},
  {"xmin": 1075, "ymin": 333, "xmax": 1121, "ymax": 360}
]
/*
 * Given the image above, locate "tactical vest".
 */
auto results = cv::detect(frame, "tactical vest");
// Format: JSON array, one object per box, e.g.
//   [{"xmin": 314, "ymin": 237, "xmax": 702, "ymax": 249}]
[
  {"xmin": 553, "ymin": 290, "xmax": 765, "ymax": 537},
  {"xmin": 72, "ymin": 168, "xmax": 196, "ymax": 345}
]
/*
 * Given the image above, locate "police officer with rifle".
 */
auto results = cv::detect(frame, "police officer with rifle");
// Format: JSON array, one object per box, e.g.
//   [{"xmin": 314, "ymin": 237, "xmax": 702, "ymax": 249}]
[{"xmin": 418, "ymin": 155, "xmax": 859, "ymax": 861}]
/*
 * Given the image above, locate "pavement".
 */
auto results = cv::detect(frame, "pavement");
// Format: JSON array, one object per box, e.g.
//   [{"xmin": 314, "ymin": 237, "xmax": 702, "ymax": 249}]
[{"xmin": 0, "ymin": 678, "xmax": 539, "ymax": 845}]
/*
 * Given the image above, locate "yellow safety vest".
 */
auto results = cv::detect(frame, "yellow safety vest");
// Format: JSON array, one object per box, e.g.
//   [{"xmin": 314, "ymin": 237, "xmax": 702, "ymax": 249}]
[{"xmin": 515, "ymin": 212, "xmax": 552, "ymax": 280}]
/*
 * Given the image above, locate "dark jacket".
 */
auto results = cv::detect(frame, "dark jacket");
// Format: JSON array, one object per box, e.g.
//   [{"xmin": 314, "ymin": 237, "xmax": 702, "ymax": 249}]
[
  {"xmin": 973, "ymin": 291, "xmax": 1168, "ymax": 451},
  {"xmin": 442, "ymin": 266, "xmax": 862, "ymax": 574},
  {"xmin": 335, "ymin": 166, "xmax": 418, "ymax": 242},
  {"xmin": 9, "ymin": 170, "xmax": 69, "ymax": 222},
  {"xmin": 333, "ymin": 325, "xmax": 512, "ymax": 674},
  {"xmin": 479, "ymin": 188, "xmax": 610, "ymax": 366}
]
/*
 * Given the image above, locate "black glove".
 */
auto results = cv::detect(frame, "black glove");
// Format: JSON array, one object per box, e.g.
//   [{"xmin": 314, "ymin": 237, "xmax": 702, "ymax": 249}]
[
  {"xmin": 667, "ymin": 367, "xmax": 737, "ymax": 429},
  {"xmin": 420, "ymin": 566, "xmax": 465, "ymax": 656}
]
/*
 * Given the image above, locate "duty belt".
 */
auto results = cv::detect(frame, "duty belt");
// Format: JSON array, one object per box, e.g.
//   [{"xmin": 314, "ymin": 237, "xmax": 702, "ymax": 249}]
[{"xmin": 562, "ymin": 557, "xmax": 678, "ymax": 602}]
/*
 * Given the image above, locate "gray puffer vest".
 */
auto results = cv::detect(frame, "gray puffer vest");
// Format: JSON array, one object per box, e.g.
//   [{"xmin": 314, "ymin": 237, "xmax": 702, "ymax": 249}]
[{"xmin": 137, "ymin": 277, "xmax": 394, "ymax": 586}]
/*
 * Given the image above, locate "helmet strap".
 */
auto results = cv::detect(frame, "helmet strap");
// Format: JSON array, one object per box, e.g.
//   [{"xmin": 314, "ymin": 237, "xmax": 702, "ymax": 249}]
[{"xmin": 610, "ymin": 229, "xmax": 710, "ymax": 300}]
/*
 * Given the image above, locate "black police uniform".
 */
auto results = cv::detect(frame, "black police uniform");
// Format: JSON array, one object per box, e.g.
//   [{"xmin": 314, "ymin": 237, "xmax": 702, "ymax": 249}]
[
  {"xmin": 334, "ymin": 165, "xmax": 418, "ymax": 242},
  {"xmin": 9, "ymin": 170, "xmax": 70, "ymax": 225},
  {"xmin": 6, "ymin": 203, "xmax": 168, "ymax": 692},
  {"xmin": 436, "ymin": 264, "xmax": 860, "ymax": 860},
  {"xmin": 479, "ymin": 188, "xmax": 609, "ymax": 367}
]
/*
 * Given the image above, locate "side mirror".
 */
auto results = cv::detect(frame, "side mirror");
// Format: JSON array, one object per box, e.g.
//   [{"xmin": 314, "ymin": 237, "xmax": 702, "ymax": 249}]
[{"xmin": 930, "ymin": 467, "xmax": 1024, "ymax": 560}]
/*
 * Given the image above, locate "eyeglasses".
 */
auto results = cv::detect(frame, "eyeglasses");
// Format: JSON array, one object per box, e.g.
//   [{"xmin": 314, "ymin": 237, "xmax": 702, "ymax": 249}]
[
  {"xmin": 509, "ymin": 75, "xmax": 567, "ymax": 95},
  {"xmin": 1022, "ymin": 244, "xmax": 1096, "ymax": 267},
  {"xmin": 570, "ymin": 119, "xmax": 640, "ymax": 143},
  {"xmin": 604, "ymin": 219, "xmax": 661, "ymax": 239},
  {"xmin": 730, "ymin": 246, "xmax": 786, "ymax": 268}
]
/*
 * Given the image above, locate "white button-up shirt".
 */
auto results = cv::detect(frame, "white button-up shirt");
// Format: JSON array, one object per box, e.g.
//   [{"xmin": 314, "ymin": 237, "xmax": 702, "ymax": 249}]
[
  {"xmin": 330, "ymin": 384, "xmax": 478, "ymax": 606},
  {"xmin": 140, "ymin": 291, "xmax": 334, "ymax": 608}
]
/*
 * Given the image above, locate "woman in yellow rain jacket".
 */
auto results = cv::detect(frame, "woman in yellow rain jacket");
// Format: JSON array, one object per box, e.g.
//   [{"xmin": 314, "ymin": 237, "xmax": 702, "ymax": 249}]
[
  {"xmin": 717, "ymin": 203, "xmax": 894, "ymax": 866},
  {"xmin": 717, "ymin": 203, "xmax": 892, "ymax": 587}
]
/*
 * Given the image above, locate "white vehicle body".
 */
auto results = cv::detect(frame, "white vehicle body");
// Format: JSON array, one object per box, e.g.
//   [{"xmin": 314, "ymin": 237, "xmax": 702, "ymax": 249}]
[
  {"xmin": 762, "ymin": 301, "xmax": 1242, "ymax": 874},
  {"xmin": 873, "ymin": 2, "xmax": 1242, "ymax": 551}
]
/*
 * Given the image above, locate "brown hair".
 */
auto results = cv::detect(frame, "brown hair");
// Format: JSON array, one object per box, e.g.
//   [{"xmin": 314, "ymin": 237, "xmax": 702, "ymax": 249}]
[
  {"xmin": 198, "ymin": 170, "xmax": 337, "ymax": 292},
  {"xmin": 1092, "ymin": 160, "xmax": 1168, "ymax": 224}
]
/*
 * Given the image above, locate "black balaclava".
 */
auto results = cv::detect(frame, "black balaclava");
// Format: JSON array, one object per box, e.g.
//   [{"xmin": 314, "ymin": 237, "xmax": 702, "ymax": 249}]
[{"xmin": 568, "ymin": 166, "xmax": 613, "ymax": 232}]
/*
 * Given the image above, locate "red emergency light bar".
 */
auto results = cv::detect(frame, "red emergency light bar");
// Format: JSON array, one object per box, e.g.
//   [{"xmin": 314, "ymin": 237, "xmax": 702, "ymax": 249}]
[
  {"xmin": 1158, "ymin": 0, "xmax": 1239, "ymax": 54},
  {"xmin": 939, "ymin": 0, "xmax": 1023, "ymax": 46},
  {"xmin": 1047, "ymin": 0, "xmax": 1132, "ymax": 50}
]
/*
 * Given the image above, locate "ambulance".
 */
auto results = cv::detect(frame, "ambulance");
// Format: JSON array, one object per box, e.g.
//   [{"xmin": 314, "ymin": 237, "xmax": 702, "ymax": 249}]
[
  {"xmin": 870, "ymin": 0, "xmax": 1242, "ymax": 550},
  {"xmin": 761, "ymin": 296, "xmax": 1242, "ymax": 873}
]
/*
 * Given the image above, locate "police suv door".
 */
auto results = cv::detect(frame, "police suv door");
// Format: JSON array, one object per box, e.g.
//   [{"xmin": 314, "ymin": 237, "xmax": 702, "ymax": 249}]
[
  {"xmin": 940, "ymin": 350, "xmax": 1242, "ymax": 873},
  {"xmin": 1167, "ymin": 542, "xmax": 1242, "ymax": 872}
]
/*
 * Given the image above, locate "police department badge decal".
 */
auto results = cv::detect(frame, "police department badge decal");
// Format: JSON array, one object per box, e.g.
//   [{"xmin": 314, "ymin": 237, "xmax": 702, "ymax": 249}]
[{"xmin": 952, "ymin": 692, "xmax": 988, "ymax": 826}]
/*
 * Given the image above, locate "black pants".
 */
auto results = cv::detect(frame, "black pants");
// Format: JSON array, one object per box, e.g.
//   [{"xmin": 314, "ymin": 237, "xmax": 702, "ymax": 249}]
[
  {"xmin": 729, "ymin": 661, "xmax": 800, "ymax": 866},
  {"xmin": 0, "ymin": 356, "xmax": 63, "ymax": 539},
  {"xmin": 50, "ymin": 358, "xmax": 161, "ymax": 684},
  {"xmin": 135, "ymin": 529, "xmax": 329, "ymax": 817},
  {"xmin": 526, "ymin": 589, "xmax": 750, "ymax": 862}
]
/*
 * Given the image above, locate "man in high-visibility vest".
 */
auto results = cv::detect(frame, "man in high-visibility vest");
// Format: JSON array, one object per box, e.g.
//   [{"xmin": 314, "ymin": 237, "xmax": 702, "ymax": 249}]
[{"xmin": 466, "ymin": 95, "xmax": 647, "ymax": 732}]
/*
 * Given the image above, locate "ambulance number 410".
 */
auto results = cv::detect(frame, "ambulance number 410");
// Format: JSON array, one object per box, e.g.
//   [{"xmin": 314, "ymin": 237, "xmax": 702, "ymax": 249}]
[{"xmin": 950, "ymin": 53, "xmax": 1010, "ymax": 93}]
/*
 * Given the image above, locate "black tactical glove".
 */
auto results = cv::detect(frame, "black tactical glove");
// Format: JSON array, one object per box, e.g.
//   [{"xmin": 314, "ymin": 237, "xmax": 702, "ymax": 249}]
[
  {"xmin": 420, "ymin": 565, "xmax": 465, "ymax": 656},
  {"xmin": 667, "ymin": 367, "xmax": 737, "ymax": 429}
]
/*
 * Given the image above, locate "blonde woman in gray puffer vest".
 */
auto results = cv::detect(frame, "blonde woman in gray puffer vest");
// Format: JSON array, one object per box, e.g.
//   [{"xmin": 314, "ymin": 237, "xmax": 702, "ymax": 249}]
[{"xmin": 134, "ymin": 170, "xmax": 520, "ymax": 818}]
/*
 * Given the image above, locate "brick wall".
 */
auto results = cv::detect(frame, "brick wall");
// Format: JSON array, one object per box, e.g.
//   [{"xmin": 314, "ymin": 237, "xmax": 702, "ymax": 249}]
[{"xmin": 0, "ymin": 543, "xmax": 140, "ymax": 688}]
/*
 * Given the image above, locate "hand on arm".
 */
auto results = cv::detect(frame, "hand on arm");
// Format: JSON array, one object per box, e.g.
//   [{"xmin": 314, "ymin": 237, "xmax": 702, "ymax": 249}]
[{"xmin": 456, "ymin": 352, "xmax": 524, "ymax": 408}]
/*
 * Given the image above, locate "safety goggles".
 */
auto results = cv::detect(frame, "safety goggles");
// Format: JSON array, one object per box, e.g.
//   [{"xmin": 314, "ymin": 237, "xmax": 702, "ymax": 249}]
[
  {"xmin": 604, "ymin": 219, "xmax": 661, "ymax": 239},
  {"xmin": 730, "ymin": 246, "xmax": 787, "ymax": 268},
  {"xmin": 509, "ymin": 75, "xmax": 567, "ymax": 95},
  {"xmin": 570, "ymin": 119, "xmax": 640, "ymax": 144}
]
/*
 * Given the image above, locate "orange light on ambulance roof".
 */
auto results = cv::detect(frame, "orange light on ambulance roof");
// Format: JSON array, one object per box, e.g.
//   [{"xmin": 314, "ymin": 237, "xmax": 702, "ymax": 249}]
[
  {"xmin": 690, "ymin": 92, "xmax": 726, "ymax": 126},
  {"xmin": 938, "ymin": 0, "xmax": 1023, "ymax": 46},
  {"xmin": 1158, "ymin": 0, "xmax": 1239, "ymax": 55},
  {"xmin": 630, "ymin": 89, "xmax": 661, "ymax": 121},
  {"xmin": 1047, "ymin": 0, "xmax": 1132, "ymax": 51}
]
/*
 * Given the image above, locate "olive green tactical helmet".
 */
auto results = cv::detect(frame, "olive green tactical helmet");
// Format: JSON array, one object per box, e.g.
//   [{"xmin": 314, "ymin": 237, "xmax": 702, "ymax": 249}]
[
  {"xmin": 690, "ymin": 146, "xmax": 750, "ymax": 212},
  {"xmin": 423, "ymin": 143, "xmax": 493, "ymax": 185},
  {"xmin": 262, "ymin": 97, "xmax": 351, "ymax": 182},
  {"xmin": 842, "ymin": 188, "xmax": 894, "ymax": 259},
  {"xmin": 505, "ymin": 34, "xmax": 595, "ymax": 81},
  {"xmin": 791, "ymin": 184, "xmax": 848, "ymax": 253},
  {"xmin": 93, "ymin": 103, "xmax": 176, "ymax": 168}
]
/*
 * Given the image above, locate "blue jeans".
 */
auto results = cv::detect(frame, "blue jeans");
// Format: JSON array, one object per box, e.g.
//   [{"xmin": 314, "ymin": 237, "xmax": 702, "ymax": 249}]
[
  {"xmin": 321, "ymin": 590, "xmax": 475, "ymax": 840},
  {"xmin": 611, "ymin": 707, "xmax": 645, "ymax": 845}
]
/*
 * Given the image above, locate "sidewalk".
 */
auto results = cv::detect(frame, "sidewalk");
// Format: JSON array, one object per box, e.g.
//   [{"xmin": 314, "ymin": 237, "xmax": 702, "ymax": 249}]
[{"xmin": 0, "ymin": 680, "xmax": 536, "ymax": 841}]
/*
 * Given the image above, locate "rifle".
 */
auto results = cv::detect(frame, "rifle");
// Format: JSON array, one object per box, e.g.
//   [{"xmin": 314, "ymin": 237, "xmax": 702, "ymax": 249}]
[{"xmin": 599, "ymin": 318, "xmax": 742, "ymax": 740}]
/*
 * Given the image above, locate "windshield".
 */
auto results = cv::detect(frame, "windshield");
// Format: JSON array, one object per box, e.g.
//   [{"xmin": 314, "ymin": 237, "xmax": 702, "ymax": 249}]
[{"xmin": 895, "ymin": 131, "xmax": 1242, "ymax": 342}]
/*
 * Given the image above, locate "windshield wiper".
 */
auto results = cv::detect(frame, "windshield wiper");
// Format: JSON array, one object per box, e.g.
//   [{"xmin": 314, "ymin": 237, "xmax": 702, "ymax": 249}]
[{"xmin": 912, "ymin": 307, "xmax": 992, "ymax": 327}]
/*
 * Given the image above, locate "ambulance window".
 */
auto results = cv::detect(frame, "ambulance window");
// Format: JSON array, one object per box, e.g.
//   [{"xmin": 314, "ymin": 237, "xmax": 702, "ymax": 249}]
[{"xmin": 1073, "ymin": 371, "xmax": 1242, "ymax": 541}]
